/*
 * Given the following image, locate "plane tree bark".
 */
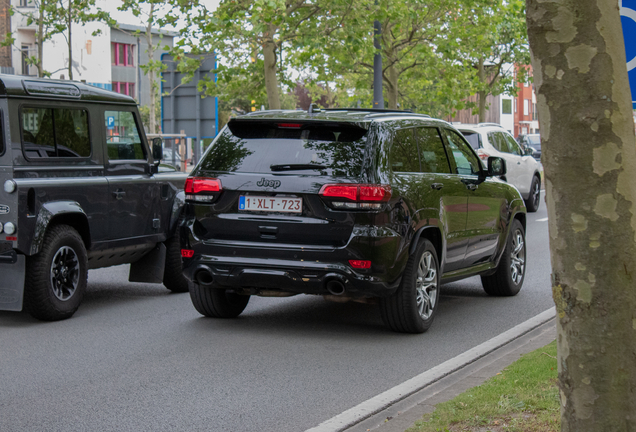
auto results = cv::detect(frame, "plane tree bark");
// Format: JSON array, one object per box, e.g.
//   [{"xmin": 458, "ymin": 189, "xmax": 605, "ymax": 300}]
[{"xmin": 526, "ymin": 1, "xmax": 636, "ymax": 430}]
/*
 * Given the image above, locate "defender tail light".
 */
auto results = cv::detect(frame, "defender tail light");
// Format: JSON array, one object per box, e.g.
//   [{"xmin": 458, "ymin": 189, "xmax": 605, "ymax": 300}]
[
  {"xmin": 319, "ymin": 184, "xmax": 391, "ymax": 210},
  {"xmin": 181, "ymin": 249, "xmax": 195, "ymax": 258},
  {"xmin": 185, "ymin": 177, "xmax": 222, "ymax": 202}
]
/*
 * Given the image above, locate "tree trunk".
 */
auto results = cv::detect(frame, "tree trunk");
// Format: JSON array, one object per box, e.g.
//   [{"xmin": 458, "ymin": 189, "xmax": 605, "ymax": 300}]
[
  {"xmin": 477, "ymin": 57, "xmax": 486, "ymax": 123},
  {"xmin": 146, "ymin": 3, "xmax": 156, "ymax": 134},
  {"xmin": 386, "ymin": 62, "xmax": 398, "ymax": 110},
  {"xmin": 67, "ymin": 0, "xmax": 72, "ymax": 80},
  {"xmin": 262, "ymin": 25, "xmax": 281, "ymax": 110},
  {"xmin": 526, "ymin": 1, "xmax": 636, "ymax": 430},
  {"xmin": 37, "ymin": 2, "xmax": 44, "ymax": 77}
]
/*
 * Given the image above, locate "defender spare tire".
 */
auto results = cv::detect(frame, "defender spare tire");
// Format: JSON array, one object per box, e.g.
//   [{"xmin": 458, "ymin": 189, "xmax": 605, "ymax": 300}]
[{"xmin": 24, "ymin": 224, "xmax": 88, "ymax": 321}]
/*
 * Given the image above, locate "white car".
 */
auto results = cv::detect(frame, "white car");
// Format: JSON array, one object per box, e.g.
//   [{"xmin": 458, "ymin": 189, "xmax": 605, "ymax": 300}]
[{"xmin": 457, "ymin": 123, "xmax": 542, "ymax": 212}]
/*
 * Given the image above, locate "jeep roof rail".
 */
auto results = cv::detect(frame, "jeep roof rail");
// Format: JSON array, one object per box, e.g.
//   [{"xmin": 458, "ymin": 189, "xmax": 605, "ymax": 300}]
[
  {"xmin": 321, "ymin": 108, "xmax": 416, "ymax": 114},
  {"xmin": 477, "ymin": 122, "xmax": 504, "ymax": 128}
]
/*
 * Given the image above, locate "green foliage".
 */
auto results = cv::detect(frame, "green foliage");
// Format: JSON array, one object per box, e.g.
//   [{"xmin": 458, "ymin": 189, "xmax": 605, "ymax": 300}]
[
  {"xmin": 170, "ymin": 0, "xmax": 530, "ymax": 119},
  {"xmin": 409, "ymin": 341, "xmax": 560, "ymax": 432}
]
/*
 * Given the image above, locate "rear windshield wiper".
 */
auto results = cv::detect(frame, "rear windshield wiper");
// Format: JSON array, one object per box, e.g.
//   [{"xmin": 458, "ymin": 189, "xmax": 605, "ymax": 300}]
[{"xmin": 270, "ymin": 164, "xmax": 328, "ymax": 171}]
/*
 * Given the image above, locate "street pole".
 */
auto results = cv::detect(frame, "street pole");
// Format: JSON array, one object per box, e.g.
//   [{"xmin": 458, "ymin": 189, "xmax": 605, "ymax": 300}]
[{"xmin": 373, "ymin": 12, "xmax": 383, "ymax": 109}]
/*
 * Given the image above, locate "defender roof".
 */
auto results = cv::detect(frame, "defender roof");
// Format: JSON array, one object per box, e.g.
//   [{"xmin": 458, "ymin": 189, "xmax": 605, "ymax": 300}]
[{"xmin": 0, "ymin": 74, "xmax": 136, "ymax": 104}]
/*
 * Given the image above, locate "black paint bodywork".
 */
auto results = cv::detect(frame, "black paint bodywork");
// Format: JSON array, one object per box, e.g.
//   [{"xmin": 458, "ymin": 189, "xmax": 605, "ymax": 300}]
[
  {"xmin": 181, "ymin": 111, "xmax": 526, "ymax": 298},
  {"xmin": 0, "ymin": 74, "xmax": 187, "ymax": 312}
]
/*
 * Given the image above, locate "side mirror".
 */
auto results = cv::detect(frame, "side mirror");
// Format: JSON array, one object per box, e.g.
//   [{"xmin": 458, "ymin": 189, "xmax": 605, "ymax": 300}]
[
  {"xmin": 487, "ymin": 156, "xmax": 506, "ymax": 177},
  {"xmin": 152, "ymin": 137, "xmax": 163, "ymax": 162}
]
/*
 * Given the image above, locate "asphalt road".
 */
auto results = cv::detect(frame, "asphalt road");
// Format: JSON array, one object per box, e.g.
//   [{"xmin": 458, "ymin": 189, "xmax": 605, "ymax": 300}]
[{"xmin": 0, "ymin": 203, "xmax": 553, "ymax": 432}]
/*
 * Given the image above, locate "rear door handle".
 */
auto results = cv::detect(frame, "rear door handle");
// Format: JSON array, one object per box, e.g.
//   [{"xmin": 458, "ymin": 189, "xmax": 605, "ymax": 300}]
[
  {"xmin": 430, "ymin": 183, "xmax": 444, "ymax": 190},
  {"xmin": 112, "ymin": 190, "xmax": 126, "ymax": 200}
]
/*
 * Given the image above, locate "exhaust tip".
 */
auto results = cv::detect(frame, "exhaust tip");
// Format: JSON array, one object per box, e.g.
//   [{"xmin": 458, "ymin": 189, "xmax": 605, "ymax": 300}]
[
  {"xmin": 195, "ymin": 269, "xmax": 214, "ymax": 286},
  {"xmin": 325, "ymin": 279, "xmax": 346, "ymax": 296}
]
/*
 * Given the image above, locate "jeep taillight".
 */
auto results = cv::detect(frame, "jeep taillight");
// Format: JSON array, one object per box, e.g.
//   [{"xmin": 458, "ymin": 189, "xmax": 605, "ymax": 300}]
[
  {"xmin": 319, "ymin": 184, "xmax": 391, "ymax": 210},
  {"xmin": 477, "ymin": 149, "xmax": 490, "ymax": 161},
  {"xmin": 185, "ymin": 177, "xmax": 222, "ymax": 202}
]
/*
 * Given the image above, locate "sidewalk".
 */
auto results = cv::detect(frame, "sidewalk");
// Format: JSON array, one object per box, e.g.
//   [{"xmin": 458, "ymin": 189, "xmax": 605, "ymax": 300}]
[{"xmin": 343, "ymin": 318, "xmax": 556, "ymax": 432}]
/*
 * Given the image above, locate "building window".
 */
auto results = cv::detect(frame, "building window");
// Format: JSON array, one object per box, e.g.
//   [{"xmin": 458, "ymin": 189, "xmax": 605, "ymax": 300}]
[
  {"xmin": 21, "ymin": 45, "xmax": 30, "ymax": 75},
  {"xmin": 111, "ymin": 43, "xmax": 135, "ymax": 67},
  {"xmin": 524, "ymin": 99, "xmax": 529, "ymax": 116},
  {"xmin": 113, "ymin": 82, "xmax": 135, "ymax": 97},
  {"xmin": 532, "ymin": 103, "xmax": 538, "ymax": 121},
  {"xmin": 19, "ymin": 0, "xmax": 31, "ymax": 6},
  {"xmin": 514, "ymin": 99, "xmax": 517, "ymax": 113},
  {"xmin": 502, "ymin": 99, "xmax": 512, "ymax": 115}
]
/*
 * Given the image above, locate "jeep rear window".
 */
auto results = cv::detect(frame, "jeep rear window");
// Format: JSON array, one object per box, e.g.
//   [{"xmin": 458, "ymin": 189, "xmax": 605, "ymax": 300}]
[
  {"xmin": 198, "ymin": 121, "xmax": 368, "ymax": 177},
  {"xmin": 22, "ymin": 107, "xmax": 90, "ymax": 158}
]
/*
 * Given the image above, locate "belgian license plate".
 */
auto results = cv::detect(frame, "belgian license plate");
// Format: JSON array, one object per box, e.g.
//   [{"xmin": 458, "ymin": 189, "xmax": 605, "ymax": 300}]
[{"xmin": 239, "ymin": 196, "xmax": 302, "ymax": 213}]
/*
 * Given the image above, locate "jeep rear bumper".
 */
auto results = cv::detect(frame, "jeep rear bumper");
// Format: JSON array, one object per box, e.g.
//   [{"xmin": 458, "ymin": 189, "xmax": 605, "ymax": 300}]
[{"xmin": 182, "ymin": 255, "xmax": 400, "ymax": 298}]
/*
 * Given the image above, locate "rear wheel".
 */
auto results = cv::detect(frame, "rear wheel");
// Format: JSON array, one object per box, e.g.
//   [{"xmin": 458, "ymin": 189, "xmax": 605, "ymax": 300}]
[
  {"xmin": 525, "ymin": 176, "xmax": 540, "ymax": 212},
  {"xmin": 24, "ymin": 225, "xmax": 88, "ymax": 321},
  {"xmin": 189, "ymin": 283, "xmax": 250, "ymax": 318},
  {"xmin": 379, "ymin": 239, "xmax": 440, "ymax": 333},
  {"xmin": 481, "ymin": 219, "xmax": 526, "ymax": 296}
]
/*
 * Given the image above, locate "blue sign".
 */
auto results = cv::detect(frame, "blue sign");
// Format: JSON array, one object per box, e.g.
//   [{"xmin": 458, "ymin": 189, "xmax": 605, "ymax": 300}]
[
  {"xmin": 107, "ymin": 116, "xmax": 115, "ymax": 130},
  {"xmin": 621, "ymin": 0, "xmax": 636, "ymax": 108}
]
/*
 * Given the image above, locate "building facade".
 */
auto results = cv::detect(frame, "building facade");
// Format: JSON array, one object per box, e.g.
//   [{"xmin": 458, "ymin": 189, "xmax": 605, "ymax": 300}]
[
  {"xmin": 8, "ymin": 0, "xmax": 174, "ymax": 108},
  {"xmin": 0, "ymin": 0, "xmax": 11, "ymax": 70},
  {"xmin": 513, "ymin": 64, "xmax": 540, "ymax": 136}
]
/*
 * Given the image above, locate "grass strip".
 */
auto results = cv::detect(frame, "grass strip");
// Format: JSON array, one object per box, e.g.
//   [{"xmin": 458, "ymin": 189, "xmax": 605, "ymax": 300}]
[{"xmin": 407, "ymin": 340, "xmax": 559, "ymax": 432}]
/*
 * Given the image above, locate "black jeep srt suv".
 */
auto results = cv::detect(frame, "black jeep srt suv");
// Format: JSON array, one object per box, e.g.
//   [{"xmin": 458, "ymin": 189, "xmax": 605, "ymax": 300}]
[
  {"xmin": 180, "ymin": 109, "xmax": 527, "ymax": 333},
  {"xmin": 0, "ymin": 75, "xmax": 188, "ymax": 321}
]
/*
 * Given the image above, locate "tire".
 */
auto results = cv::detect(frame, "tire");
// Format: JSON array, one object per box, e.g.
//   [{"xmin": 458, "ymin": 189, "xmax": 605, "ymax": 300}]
[
  {"xmin": 163, "ymin": 220, "xmax": 189, "ymax": 293},
  {"xmin": 189, "ymin": 283, "xmax": 250, "ymax": 318},
  {"xmin": 481, "ymin": 219, "xmax": 526, "ymax": 296},
  {"xmin": 379, "ymin": 239, "xmax": 440, "ymax": 334},
  {"xmin": 24, "ymin": 225, "xmax": 88, "ymax": 321},
  {"xmin": 525, "ymin": 176, "xmax": 541, "ymax": 212}
]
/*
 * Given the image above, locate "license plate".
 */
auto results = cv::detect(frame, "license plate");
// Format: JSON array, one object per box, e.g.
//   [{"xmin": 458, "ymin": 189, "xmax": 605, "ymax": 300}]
[{"xmin": 239, "ymin": 196, "xmax": 302, "ymax": 213}]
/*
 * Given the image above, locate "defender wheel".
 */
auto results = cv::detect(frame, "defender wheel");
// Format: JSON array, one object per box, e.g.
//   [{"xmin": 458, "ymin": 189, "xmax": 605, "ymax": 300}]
[
  {"xmin": 379, "ymin": 239, "xmax": 440, "ymax": 334},
  {"xmin": 189, "ymin": 283, "xmax": 250, "ymax": 318},
  {"xmin": 162, "ymin": 219, "xmax": 189, "ymax": 293},
  {"xmin": 24, "ymin": 225, "xmax": 88, "ymax": 321},
  {"xmin": 481, "ymin": 219, "xmax": 526, "ymax": 296},
  {"xmin": 525, "ymin": 176, "xmax": 540, "ymax": 213}
]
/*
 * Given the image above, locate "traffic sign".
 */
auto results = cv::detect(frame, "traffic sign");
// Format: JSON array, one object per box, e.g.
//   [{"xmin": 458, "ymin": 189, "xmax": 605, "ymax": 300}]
[
  {"xmin": 107, "ymin": 116, "xmax": 115, "ymax": 130},
  {"xmin": 621, "ymin": 0, "xmax": 636, "ymax": 108}
]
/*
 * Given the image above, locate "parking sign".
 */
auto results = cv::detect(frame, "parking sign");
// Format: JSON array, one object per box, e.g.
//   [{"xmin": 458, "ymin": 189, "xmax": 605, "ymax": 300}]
[
  {"xmin": 107, "ymin": 116, "xmax": 115, "ymax": 130},
  {"xmin": 621, "ymin": 0, "xmax": 636, "ymax": 108}
]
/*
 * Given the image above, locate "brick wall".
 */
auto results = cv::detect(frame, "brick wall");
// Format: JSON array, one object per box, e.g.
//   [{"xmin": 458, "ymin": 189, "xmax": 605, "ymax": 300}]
[{"xmin": 0, "ymin": 0, "xmax": 11, "ymax": 68}]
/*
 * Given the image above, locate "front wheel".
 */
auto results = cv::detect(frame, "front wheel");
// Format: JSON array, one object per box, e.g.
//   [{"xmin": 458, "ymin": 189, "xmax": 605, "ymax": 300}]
[
  {"xmin": 525, "ymin": 176, "xmax": 540, "ymax": 212},
  {"xmin": 189, "ymin": 283, "xmax": 250, "ymax": 318},
  {"xmin": 24, "ymin": 225, "xmax": 88, "ymax": 321},
  {"xmin": 379, "ymin": 239, "xmax": 440, "ymax": 333},
  {"xmin": 481, "ymin": 219, "xmax": 526, "ymax": 296}
]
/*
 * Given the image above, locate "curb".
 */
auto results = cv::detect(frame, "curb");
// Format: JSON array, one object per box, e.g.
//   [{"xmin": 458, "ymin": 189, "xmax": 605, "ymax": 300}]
[{"xmin": 305, "ymin": 307, "xmax": 557, "ymax": 432}]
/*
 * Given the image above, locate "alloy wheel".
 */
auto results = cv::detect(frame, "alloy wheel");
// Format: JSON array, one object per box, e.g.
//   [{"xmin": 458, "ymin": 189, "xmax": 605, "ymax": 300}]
[
  {"xmin": 532, "ymin": 181, "xmax": 540, "ymax": 209},
  {"xmin": 50, "ymin": 246, "xmax": 80, "ymax": 301},
  {"xmin": 415, "ymin": 251, "xmax": 438, "ymax": 320},
  {"xmin": 510, "ymin": 229, "xmax": 525, "ymax": 285}
]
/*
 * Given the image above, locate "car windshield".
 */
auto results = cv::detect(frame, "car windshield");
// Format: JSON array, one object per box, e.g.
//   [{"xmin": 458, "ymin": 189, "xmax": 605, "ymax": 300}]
[
  {"xmin": 198, "ymin": 121, "xmax": 368, "ymax": 177},
  {"xmin": 527, "ymin": 135, "xmax": 541, "ymax": 147}
]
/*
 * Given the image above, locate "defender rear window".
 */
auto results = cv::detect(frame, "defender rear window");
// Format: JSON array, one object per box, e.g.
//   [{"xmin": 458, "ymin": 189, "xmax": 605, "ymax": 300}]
[
  {"xmin": 22, "ymin": 107, "xmax": 90, "ymax": 158},
  {"xmin": 198, "ymin": 121, "xmax": 368, "ymax": 177}
]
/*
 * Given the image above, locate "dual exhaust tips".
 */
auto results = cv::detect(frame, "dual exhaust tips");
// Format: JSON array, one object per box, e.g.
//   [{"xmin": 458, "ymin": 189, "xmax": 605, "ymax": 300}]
[{"xmin": 194, "ymin": 267, "xmax": 347, "ymax": 296}]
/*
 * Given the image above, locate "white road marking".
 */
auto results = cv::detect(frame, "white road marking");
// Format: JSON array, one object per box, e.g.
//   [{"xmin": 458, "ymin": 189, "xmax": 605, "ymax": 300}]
[{"xmin": 304, "ymin": 307, "xmax": 557, "ymax": 432}]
